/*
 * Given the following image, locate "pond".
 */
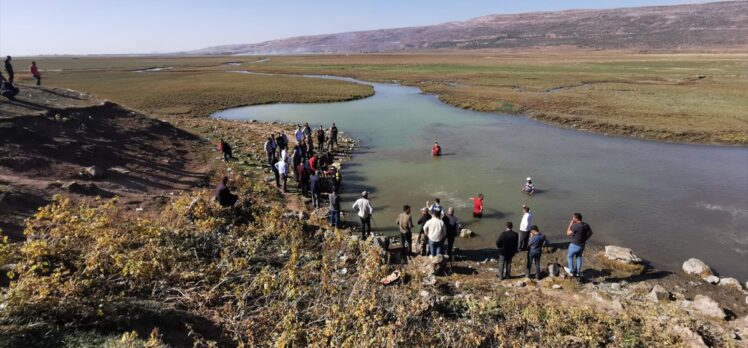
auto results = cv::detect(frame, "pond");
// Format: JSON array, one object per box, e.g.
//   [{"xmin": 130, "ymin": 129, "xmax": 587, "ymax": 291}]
[{"xmin": 214, "ymin": 74, "xmax": 748, "ymax": 280}]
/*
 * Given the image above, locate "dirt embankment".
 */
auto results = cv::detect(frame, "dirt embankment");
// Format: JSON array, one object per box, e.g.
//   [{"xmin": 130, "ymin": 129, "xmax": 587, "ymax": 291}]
[{"xmin": 0, "ymin": 86, "xmax": 212, "ymax": 239}]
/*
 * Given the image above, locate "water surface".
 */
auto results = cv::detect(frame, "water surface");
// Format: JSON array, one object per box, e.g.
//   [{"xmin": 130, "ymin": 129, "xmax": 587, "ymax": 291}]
[{"xmin": 214, "ymin": 76, "xmax": 748, "ymax": 280}]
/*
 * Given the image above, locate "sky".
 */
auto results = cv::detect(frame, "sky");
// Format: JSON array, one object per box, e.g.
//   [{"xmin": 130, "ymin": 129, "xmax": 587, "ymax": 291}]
[{"xmin": 0, "ymin": 0, "xmax": 709, "ymax": 55}]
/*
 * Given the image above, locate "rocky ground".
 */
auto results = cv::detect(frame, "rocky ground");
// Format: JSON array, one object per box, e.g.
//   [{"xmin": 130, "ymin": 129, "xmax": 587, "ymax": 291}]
[{"xmin": 0, "ymin": 85, "xmax": 213, "ymax": 240}]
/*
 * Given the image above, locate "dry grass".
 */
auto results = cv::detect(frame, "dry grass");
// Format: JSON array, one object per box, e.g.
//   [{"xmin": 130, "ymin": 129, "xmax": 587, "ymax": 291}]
[{"xmin": 12, "ymin": 51, "xmax": 747, "ymax": 144}]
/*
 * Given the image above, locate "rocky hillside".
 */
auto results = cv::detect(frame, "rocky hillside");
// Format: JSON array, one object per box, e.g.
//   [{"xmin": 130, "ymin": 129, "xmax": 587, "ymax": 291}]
[{"xmin": 188, "ymin": 1, "xmax": 748, "ymax": 55}]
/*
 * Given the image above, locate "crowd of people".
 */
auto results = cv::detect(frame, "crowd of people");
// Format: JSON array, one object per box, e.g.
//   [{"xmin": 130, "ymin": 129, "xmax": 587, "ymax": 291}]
[{"xmin": 216, "ymin": 123, "xmax": 593, "ymax": 281}]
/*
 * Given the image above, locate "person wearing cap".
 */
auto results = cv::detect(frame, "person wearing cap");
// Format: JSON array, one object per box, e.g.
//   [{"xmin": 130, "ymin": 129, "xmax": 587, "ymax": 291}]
[
  {"xmin": 518, "ymin": 205, "xmax": 533, "ymax": 251},
  {"xmin": 522, "ymin": 177, "xmax": 535, "ymax": 195},
  {"xmin": 352, "ymin": 191, "xmax": 374, "ymax": 239}
]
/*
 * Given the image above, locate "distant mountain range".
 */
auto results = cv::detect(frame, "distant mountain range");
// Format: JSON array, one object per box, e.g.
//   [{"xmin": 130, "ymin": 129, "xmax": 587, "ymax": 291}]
[{"xmin": 187, "ymin": 1, "xmax": 748, "ymax": 55}]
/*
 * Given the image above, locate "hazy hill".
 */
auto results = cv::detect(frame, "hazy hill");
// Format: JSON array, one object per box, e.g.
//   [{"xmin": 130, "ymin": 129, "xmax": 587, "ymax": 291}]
[{"xmin": 188, "ymin": 1, "xmax": 748, "ymax": 55}]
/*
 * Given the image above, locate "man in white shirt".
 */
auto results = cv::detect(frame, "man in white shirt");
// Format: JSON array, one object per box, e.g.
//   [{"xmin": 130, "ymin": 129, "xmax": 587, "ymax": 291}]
[
  {"xmin": 352, "ymin": 191, "xmax": 374, "ymax": 239},
  {"xmin": 518, "ymin": 205, "xmax": 533, "ymax": 251},
  {"xmin": 423, "ymin": 210, "xmax": 446, "ymax": 257},
  {"xmin": 274, "ymin": 159, "xmax": 288, "ymax": 193}
]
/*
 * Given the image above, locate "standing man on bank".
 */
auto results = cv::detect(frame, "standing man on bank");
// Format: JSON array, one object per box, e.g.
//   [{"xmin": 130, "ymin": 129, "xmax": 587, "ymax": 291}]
[
  {"xmin": 495, "ymin": 221, "xmax": 519, "ymax": 280},
  {"xmin": 566, "ymin": 212, "xmax": 592, "ymax": 278},
  {"xmin": 396, "ymin": 205, "xmax": 414, "ymax": 261},
  {"xmin": 352, "ymin": 191, "xmax": 374, "ymax": 239},
  {"xmin": 518, "ymin": 205, "xmax": 533, "ymax": 251}
]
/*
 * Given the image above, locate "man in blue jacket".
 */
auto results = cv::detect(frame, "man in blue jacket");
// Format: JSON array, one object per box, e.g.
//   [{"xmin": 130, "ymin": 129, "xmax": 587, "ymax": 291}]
[{"xmin": 525, "ymin": 225, "xmax": 546, "ymax": 280}]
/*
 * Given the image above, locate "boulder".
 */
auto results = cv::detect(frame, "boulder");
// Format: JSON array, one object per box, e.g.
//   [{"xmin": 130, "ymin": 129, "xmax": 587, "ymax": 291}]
[
  {"xmin": 682, "ymin": 258, "xmax": 714, "ymax": 278},
  {"xmin": 719, "ymin": 277, "xmax": 742, "ymax": 290},
  {"xmin": 705, "ymin": 275, "xmax": 720, "ymax": 284},
  {"xmin": 648, "ymin": 284, "xmax": 670, "ymax": 302},
  {"xmin": 671, "ymin": 326, "xmax": 708, "ymax": 348},
  {"xmin": 411, "ymin": 255, "xmax": 447, "ymax": 277},
  {"xmin": 459, "ymin": 229, "xmax": 475, "ymax": 238},
  {"xmin": 80, "ymin": 165, "xmax": 104, "ymax": 180},
  {"xmin": 604, "ymin": 246, "xmax": 642, "ymax": 264},
  {"xmin": 690, "ymin": 295, "xmax": 726, "ymax": 319}
]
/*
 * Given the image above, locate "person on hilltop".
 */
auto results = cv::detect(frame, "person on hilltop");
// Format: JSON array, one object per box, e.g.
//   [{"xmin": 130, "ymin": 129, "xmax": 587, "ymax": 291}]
[
  {"xmin": 218, "ymin": 138, "xmax": 235, "ymax": 162},
  {"xmin": 427, "ymin": 198, "xmax": 444, "ymax": 216},
  {"xmin": 443, "ymin": 207, "xmax": 461, "ymax": 257},
  {"xmin": 525, "ymin": 225, "xmax": 546, "ymax": 280},
  {"xmin": 431, "ymin": 142, "xmax": 442, "ymax": 156},
  {"xmin": 329, "ymin": 123, "xmax": 339, "ymax": 151},
  {"xmin": 522, "ymin": 177, "xmax": 536, "ymax": 196},
  {"xmin": 423, "ymin": 210, "xmax": 446, "ymax": 257},
  {"xmin": 275, "ymin": 132, "xmax": 287, "ymax": 158},
  {"xmin": 566, "ymin": 212, "xmax": 593, "ymax": 278},
  {"xmin": 310, "ymin": 170, "xmax": 321, "ymax": 209},
  {"xmin": 518, "ymin": 205, "xmax": 533, "ymax": 251},
  {"xmin": 396, "ymin": 205, "xmax": 414, "ymax": 261},
  {"xmin": 274, "ymin": 156, "xmax": 288, "ymax": 193},
  {"xmin": 303, "ymin": 122, "xmax": 312, "ymax": 139},
  {"xmin": 215, "ymin": 176, "xmax": 238, "ymax": 208},
  {"xmin": 30, "ymin": 61, "xmax": 41, "ymax": 86},
  {"xmin": 329, "ymin": 188, "xmax": 341, "ymax": 229},
  {"xmin": 416, "ymin": 207, "xmax": 431, "ymax": 256},
  {"xmin": 469, "ymin": 193, "xmax": 484, "ymax": 218},
  {"xmin": 495, "ymin": 221, "xmax": 519, "ymax": 280},
  {"xmin": 352, "ymin": 191, "xmax": 374, "ymax": 239},
  {"xmin": 4, "ymin": 56, "xmax": 14, "ymax": 84},
  {"xmin": 316, "ymin": 125, "xmax": 326, "ymax": 152}
]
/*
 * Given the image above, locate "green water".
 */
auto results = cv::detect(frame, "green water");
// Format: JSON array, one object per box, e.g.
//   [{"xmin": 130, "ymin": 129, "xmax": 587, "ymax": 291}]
[{"xmin": 215, "ymin": 76, "xmax": 748, "ymax": 280}]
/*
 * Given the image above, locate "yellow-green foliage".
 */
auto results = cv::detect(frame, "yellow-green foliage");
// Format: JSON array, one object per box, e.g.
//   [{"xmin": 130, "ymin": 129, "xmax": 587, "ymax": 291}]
[{"xmin": 1, "ymin": 177, "xmax": 686, "ymax": 347}]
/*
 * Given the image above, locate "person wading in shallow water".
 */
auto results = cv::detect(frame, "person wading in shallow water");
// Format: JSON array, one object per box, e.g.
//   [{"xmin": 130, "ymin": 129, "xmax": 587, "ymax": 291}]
[
  {"xmin": 431, "ymin": 142, "xmax": 442, "ymax": 156},
  {"xmin": 469, "ymin": 193, "xmax": 484, "ymax": 218}
]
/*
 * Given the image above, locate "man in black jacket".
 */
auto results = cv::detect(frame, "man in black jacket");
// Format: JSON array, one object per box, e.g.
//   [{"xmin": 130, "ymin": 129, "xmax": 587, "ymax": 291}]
[
  {"xmin": 416, "ymin": 208, "xmax": 431, "ymax": 256},
  {"xmin": 214, "ymin": 177, "xmax": 238, "ymax": 207},
  {"xmin": 442, "ymin": 207, "xmax": 460, "ymax": 257},
  {"xmin": 4, "ymin": 56, "xmax": 14, "ymax": 84},
  {"xmin": 495, "ymin": 221, "xmax": 519, "ymax": 280}
]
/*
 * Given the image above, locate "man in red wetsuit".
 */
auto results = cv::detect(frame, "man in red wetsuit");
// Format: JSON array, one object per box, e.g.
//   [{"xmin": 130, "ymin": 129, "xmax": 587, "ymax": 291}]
[
  {"xmin": 469, "ymin": 193, "xmax": 484, "ymax": 218},
  {"xmin": 431, "ymin": 142, "xmax": 441, "ymax": 156}
]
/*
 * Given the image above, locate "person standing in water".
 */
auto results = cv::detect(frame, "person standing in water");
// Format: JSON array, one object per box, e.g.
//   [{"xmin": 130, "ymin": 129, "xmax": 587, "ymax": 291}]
[
  {"xmin": 522, "ymin": 177, "xmax": 536, "ymax": 195},
  {"xmin": 469, "ymin": 194, "xmax": 484, "ymax": 218},
  {"xmin": 431, "ymin": 142, "xmax": 442, "ymax": 156},
  {"xmin": 30, "ymin": 61, "xmax": 41, "ymax": 86}
]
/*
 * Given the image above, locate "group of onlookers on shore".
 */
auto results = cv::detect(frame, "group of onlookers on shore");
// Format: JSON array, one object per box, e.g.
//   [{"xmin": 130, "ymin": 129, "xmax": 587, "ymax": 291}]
[{"xmin": 216, "ymin": 124, "xmax": 592, "ymax": 281}]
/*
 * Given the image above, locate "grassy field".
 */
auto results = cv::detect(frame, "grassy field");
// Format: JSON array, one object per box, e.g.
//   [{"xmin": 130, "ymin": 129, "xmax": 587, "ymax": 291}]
[
  {"xmin": 11, "ymin": 51, "xmax": 748, "ymax": 144},
  {"xmin": 9, "ymin": 56, "xmax": 373, "ymax": 119}
]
